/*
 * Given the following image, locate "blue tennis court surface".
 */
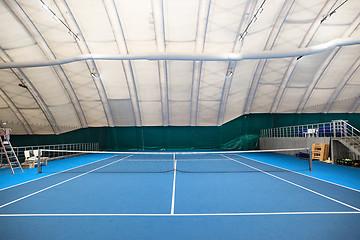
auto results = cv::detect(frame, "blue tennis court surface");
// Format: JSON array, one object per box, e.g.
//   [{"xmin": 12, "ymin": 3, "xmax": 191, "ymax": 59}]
[{"xmin": 0, "ymin": 152, "xmax": 359, "ymax": 240}]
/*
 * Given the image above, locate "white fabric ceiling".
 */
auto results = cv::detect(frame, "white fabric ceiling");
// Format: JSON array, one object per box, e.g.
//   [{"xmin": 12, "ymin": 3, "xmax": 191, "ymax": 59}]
[{"xmin": 0, "ymin": 0, "xmax": 359, "ymax": 135}]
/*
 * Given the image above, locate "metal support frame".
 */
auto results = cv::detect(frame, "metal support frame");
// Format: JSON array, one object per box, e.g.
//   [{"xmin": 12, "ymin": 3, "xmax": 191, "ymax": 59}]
[
  {"xmin": 297, "ymin": 14, "xmax": 360, "ymax": 113},
  {"xmin": 190, "ymin": 61, "xmax": 203, "ymax": 126},
  {"xmin": 102, "ymin": 0, "xmax": 142, "ymax": 126},
  {"xmin": 57, "ymin": 0, "xmax": 114, "ymax": 127},
  {"xmin": 243, "ymin": 0, "xmax": 295, "ymax": 114},
  {"xmin": 217, "ymin": 62, "xmax": 236, "ymax": 126},
  {"xmin": 217, "ymin": 0, "xmax": 256, "ymax": 125},
  {"xmin": 0, "ymin": 37, "xmax": 359, "ymax": 69},
  {"xmin": 0, "ymin": 47, "xmax": 59, "ymax": 134},
  {"xmin": 0, "ymin": 59, "xmax": 34, "ymax": 134},
  {"xmin": 190, "ymin": 0, "xmax": 211, "ymax": 126},
  {"xmin": 323, "ymin": 57, "xmax": 360, "ymax": 112},
  {"xmin": 3, "ymin": 0, "xmax": 87, "ymax": 133},
  {"xmin": 350, "ymin": 95, "xmax": 360, "ymax": 113},
  {"xmin": 270, "ymin": 0, "xmax": 337, "ymax": 113},
  {"xmin": 151, "ymin": 0, "xmax": 169, "ymax": 126}
]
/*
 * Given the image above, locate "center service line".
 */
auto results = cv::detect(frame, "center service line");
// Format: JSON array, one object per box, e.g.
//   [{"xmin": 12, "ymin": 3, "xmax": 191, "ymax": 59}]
[{"xmin": 171, "ymin": 153, "xmax": 177, "ymax": 214}]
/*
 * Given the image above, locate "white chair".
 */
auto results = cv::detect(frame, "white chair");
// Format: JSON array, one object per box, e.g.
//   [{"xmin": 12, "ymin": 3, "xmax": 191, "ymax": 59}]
[
  {"xmin": 23, "ymin": 150, "xmax": 37, "ymax": 168},
  {"xmin": 24, "ymin": 150, "xmax": 37, "ymax": 162},
  {"xmin": 304, "ymin": 128, "xmax": 318, "ymax": 137},
  {"xmin": 24, "ymin": 150, "xmax": 48, "ymax": 165}
]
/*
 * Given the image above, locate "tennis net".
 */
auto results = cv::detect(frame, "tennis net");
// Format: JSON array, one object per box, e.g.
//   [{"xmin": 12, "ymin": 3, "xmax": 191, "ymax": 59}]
[{"xmin": 36, "ymin": 148, "xmax": 312, "ymax": 174}]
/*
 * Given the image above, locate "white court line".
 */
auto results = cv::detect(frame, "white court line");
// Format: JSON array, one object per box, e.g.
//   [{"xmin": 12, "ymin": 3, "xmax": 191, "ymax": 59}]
[
  {"xmin": 127, "ymin": 159, "xmax": 228, "ymax": 162},
  {"xmin": 124, "ymin": 160, "xmax": 173, "ymax": 162},
  {"xmin": 0, "ymin": 154, "xmax": 120, "ymax": 192},
  {"xmin": 0, "ymin": 211, "xmax": 359, "ymax": 217},
  {"xmin": 171, "ymin": 153, "xmax": 177, "ymax": 214},
  {"xmin": 235, "ymin": 153, "xmax": 360, "ymax": 193},
  {"xmin": 0, "ymin": 155, "xmax": 132, "ymax": 209},
  {"xmin": 222, "ymin": 155, "xmax": 360, "ymax": 212},
  {"xmin": 176, "ymin": 159, "xmax": 230, "ymax": 162}
]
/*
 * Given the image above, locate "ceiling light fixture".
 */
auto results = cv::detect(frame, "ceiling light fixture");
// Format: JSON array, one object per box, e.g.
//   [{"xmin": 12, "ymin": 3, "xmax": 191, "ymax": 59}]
[
  {"xmin": 239, "ymin": 0, "xmax": 267, "ymax": 41},
  {"xmin": 40, "ymin": 0, "xmax": 80, "ymax": 42},
  {"xmin": 52, "ymin": 15, "xmax": 60, "ymax": 22},
  {"xmin": 41, "ymin": 2, "xmax": 50, "ymax": 12},
  {"xmin": 68, "ymin": 31, "xmax": 80, "ymax": 41},
  {"xmin": 91, "ymin": 72, "xmax": 97, "ymax": 78},
  {"xmin": 18, "ymin": 83, "xmax": 28, "ymax": 89},
  {"xmin": 320, "ymin": 0, "xmax": 348, "ymax": 24}
]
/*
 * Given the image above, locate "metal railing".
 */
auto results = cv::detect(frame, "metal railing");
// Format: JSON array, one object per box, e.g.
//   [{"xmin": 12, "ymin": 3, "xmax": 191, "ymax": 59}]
[
  {"xmin": 339, "ymin": 120, "xmax": 360, "ymax": 152},
  {"xmin": 260, "ymin": 120, "xmax": 358, "ymax": 138},
  {"xmin": 0, "ymin": 142, "xmax": 99, "ymax": 167}
]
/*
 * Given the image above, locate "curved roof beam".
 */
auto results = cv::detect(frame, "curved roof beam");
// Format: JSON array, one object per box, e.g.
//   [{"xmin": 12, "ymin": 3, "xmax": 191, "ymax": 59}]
[
  {"xmin": 0, "ymin": 86, "xmax": 33, "ymax": 134},
  {"xmin": 101, "ymin": 0, "xmax": 141, "ymax": 126},
  {"xmin": 297, "ymin": 14, "xmax": 360, "ymax": 113},
  {"xmin": 0, "ymin": 51, "xmax": 34, "ymax": 134},
  {"xmin": 0, "ymin": 49, "xmax": 58, "ymax": 134},
  {"xmin": 243, "ymin": 0, "xmax": 295, "ymax": 115},
  {"xmin": 270, "ymin": 0, "xmax": 338, "ymax": 113},
  {"xmin": 57, "ymin": 0, "xmax": 114, "ymax": 127},
  {"xmin": 190, "ymin": 0, "xmax": 211, "ymax": 126},
  {"xmin": 0, "ymin": 37, "xmax": 359, "ymax": 69},
  {"xmin": 5, "ymin": 0, "xmax": 86, "ymax": 132},
  {"xmin": 0, "ymin": 87, "xmax": 34, "ymax": 134},
  {"xmin": 216, "ymin": 61, "xmax": 235, "ymax": 126},
  {"xmin": 217, "ymin": 0, "xmax": 257, "ymax": 125},
  {"xmin": 350, "ymin": 95, "xmax": 360, "ymax": 113},
  {"xmin": 152, "ymin": 0, "xmax": 168, "ymax": 126},
  {"xmin": 190, "ymin": 61, "xmax": 202, "ymax": 126},
  {"xmin": 323, "ymin": 57, "xmax": 360, "ymax": 112},
  {"xmin": 1, "ymin": 3, "xmax": 61, "ymax": 134}
]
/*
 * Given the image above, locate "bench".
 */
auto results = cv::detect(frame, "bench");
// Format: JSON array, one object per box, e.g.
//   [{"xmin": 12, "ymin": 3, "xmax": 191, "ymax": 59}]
[{"xmin": 23, "ymin": 150, "xmax": 49, "ymax": 168}]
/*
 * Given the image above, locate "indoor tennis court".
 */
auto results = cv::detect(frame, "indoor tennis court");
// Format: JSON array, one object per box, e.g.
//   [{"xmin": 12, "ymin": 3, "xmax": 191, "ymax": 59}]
[
  {"xmin": 1, "ymin": 150, "xmax": 360, "ymax": 239},
  {"xmin": 1, "ymin": 0, "xmax": 360, "ymax": 239}
]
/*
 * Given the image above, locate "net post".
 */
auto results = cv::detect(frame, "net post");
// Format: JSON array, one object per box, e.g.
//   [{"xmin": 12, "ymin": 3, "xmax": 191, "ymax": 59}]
[
  {"xmin": 308, "ymin": 148, "xmax": 313, "ymax": 172},
  {"xmin": 37, "ymin": 148, "xmax": 42, "ymax": 173},
  {"xmin": 173, "ymin": 153, "xmax": 176, "ymax": 171}
]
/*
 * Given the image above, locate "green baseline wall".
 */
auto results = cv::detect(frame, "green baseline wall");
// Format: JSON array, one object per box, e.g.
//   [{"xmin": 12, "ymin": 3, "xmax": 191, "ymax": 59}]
[{"xmin": 11, "ymin": 113, "xmax": 360, "ymax": 151}]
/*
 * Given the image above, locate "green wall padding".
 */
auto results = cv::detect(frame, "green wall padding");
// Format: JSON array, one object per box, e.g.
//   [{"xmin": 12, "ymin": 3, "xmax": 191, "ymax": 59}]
[{"xmin": 10, "ymin": 113, "xmax": 360, "ymax": 151}]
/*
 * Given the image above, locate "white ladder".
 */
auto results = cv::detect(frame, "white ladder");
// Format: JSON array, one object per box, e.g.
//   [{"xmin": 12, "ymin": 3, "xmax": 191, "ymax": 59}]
[{"xmin": 0, "ymin": 135, "xmax": 23, "ymax": 174}]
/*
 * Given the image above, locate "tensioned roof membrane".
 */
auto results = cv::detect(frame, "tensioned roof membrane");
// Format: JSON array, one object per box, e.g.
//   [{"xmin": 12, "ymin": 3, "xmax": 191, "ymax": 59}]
[{"xmin": 0, "ymin": 0, "xmax": 359, "ymax": 135}]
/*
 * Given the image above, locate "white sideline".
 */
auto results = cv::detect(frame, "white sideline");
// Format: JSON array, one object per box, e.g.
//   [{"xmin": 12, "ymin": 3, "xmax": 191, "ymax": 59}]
[
  {"xmin": 0, "ymin": 211, "xmax": 359, "ymax": 217},
  {"xmin": 0, "ymin": 155, "xmax": 132, "ymax": 209},
  {"xmin": 222, "ymin": 155, "xmax": 360, "ymax": 212}
]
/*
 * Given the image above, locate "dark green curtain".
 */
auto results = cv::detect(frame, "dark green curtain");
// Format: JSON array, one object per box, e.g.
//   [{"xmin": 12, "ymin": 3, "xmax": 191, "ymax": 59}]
[{"xmin": 11, "ymin": 113, "xmax": 360, "ymax": 151}]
